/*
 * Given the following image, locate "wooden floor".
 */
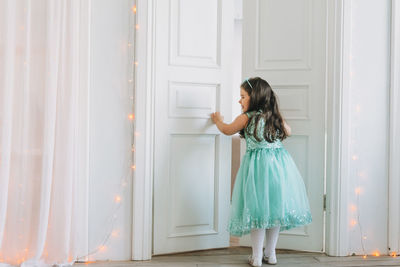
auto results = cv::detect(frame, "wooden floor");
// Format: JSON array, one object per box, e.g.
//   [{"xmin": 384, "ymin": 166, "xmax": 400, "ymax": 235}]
[{"xmin": 77, "ymin": 247, "xmax": 400, "ymax": 267}]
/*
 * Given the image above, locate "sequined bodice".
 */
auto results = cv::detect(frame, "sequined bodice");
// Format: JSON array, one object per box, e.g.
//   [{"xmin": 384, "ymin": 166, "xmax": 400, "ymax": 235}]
[{"xmin": 244, "ymin": 111, "xmax": 283, "ymax": 151}]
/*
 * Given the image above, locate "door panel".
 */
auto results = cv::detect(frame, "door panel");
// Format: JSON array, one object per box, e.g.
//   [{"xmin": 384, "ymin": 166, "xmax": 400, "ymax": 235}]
[
  {"xmin": 153, "ymin": 0, "xmax": 234, "ymax": 255},
  {"xmin": 241, "ymin": 0, "xmax": 326, "ymax": 252}
]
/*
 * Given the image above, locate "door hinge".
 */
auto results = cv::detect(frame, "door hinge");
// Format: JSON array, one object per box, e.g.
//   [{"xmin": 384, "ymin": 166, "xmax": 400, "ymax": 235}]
[{"xmin": 323, "ymin": 194, "xmax": 326, "ymax": 211}]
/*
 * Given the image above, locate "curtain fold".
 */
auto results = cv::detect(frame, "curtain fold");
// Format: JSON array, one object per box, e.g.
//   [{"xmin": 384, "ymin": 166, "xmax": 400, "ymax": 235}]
[{"xmin": 0, "ymin": 0, "xmax": 86, "ymax": 266}]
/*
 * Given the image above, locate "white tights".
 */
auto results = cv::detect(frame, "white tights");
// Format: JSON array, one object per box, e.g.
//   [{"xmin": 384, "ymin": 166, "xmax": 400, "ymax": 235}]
[{"xmin": 250, "ymin": 226, "xmax": 280, "ymax": 260}]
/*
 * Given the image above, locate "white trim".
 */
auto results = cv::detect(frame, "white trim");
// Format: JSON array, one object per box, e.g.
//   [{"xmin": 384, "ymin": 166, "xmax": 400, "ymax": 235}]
[
  {"xmin": 325, "ymin": 0, "xmax": 350, "ymax": 256},
  {"xmin": 132, "ymin": 0, "xmax": 155, "ymax": 260},
  {"xmin": 388, "ymin": 0, "xmax": 400, "ymax": 255}
]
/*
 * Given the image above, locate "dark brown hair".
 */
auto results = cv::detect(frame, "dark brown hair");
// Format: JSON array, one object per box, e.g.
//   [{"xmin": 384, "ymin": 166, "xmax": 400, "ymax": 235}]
[{"xmin": 239, "ymin": 77, "xmax": 288, "ymax": 142}]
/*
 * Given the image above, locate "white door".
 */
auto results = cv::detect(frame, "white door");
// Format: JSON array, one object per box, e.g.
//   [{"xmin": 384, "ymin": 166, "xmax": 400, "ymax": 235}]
[
  {"xmin": 241, "ymin": 0, "xmax": 327, "ymax": 252},
  {"xmin": 153, "ymin": 0, "xmax": 234, "ymax": 255}
]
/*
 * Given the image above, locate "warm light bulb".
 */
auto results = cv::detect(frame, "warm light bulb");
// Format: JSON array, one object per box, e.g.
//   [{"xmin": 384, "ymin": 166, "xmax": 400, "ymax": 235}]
[
  {"xmin": 362, "ymin": 255, "xmax": 367, "ymax": 259},
  {"xmin": 131, "ymin": 165, "xmax": 136, "ymax": 170},
  {"xmin": 128, "ymin": 114, "xmax": 135, "ymax": 120},
  {"xmin": 111, "ymin": 230, "xmax": 119, "ymax": 237},
  {"xmin": 355, "ymin": 187, "xmax": 362, "ymax": 195},
  {"xmin": 350, "ymin": 219, "xmax": 357, "ymax": 226},
  {"xmin": 373, "ymin": 251, "xmax": 380, "ymax": 257},
  {"xmin": 135, "ymin": 24, "xmax": 139, "ymax": 30},
  {"xmin": 114, "ymin": 195, "xmax": 122, "ymax": 203},
  {"xmin": 134, "ymin": 61, "xmax": 139, "ymax": 66},
  {"xmin": 99, "ymin": 245, "xmax": 107, "ymax": 252},
  {"xmin": 131, "ymin": 5, "xmax": 137, "ymax": 13},
  {"xmin": 350, "ymin": 205, "xmax": 357, "ymax": 211},
  {"xmin": 391, "ymin": 252, "xmax": 397, "ymax": 257}
]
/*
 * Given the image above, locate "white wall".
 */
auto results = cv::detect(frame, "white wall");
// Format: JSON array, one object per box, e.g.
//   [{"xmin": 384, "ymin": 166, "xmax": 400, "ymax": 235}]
[
  {"xmin": 346, "ymin": 0, "xmax": 390, "ymax": 255},
  {"xmin": 89, "ymin": 0, "xmax": 133, "ymax": 260}
]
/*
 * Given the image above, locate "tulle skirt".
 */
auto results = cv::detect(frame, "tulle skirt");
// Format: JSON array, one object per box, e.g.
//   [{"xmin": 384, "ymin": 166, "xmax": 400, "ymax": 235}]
[{"xmin": 228, "ymin": 147, "xmax": 312, "ymax": 237}]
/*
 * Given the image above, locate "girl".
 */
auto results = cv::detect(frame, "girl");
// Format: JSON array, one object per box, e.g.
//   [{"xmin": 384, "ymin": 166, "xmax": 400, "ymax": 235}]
[{"xmin": 210, "ymin": 77, "xmax": 312, "ymax": 266}]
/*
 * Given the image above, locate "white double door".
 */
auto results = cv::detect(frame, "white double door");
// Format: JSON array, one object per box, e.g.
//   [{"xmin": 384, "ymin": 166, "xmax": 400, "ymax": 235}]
[{"xmin": 153, "ymin": 0, "xmax": 326, "ymax": 255}]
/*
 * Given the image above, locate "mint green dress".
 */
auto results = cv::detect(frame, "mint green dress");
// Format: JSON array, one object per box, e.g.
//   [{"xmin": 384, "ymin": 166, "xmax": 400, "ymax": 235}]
[{"xmin": 228, "ymin": 111, "xmax": 312, "ymax": 236}]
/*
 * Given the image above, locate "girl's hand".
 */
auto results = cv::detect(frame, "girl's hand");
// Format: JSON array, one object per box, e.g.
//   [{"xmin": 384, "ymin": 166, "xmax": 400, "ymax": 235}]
[{"xmin": 210, "ymin": 112, "xmax": 224, "ymax": 124}]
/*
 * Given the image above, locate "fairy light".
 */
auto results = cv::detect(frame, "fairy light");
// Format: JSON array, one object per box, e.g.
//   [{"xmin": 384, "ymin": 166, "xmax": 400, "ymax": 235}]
[
  {"xmin": 373, "ymin": 251, "xmax": 380, "ymax": 257},
  {"xmin": 114, "ymin": 195, "xmax": 122, "ymax": 203},
  {"xmin": 77, "ymin": 1, "xmax": 137, "ymax": 263},
  {"xmin": 111, "ymin": 230, "xmax": 119, "ymax": 237},
  {"xmin": 354, "ymin": 187, "xmax": 362, "ymax": 195},
  {"xmin": 350, "ymin": 99, "xmax": 367, "ymax": 257}
]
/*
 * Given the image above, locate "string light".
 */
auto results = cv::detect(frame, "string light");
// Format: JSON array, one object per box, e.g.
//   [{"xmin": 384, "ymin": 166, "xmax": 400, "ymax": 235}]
[
  {"xmin": 350, "ymin": 99, "xmax": 367, "ymax": 257},
  {"xmin": 111, "ymin": 230, "xmax": 119, "ymax": 237},
  {"xmin": 77, "ymin": 1, "xmax": 137, "ymax": 262},
  {"xmin": 114, "ymin": 195, "xmax": 122, "ymax": 203},
  {"xmin": 354, "ymin": 187, "xmax": 362, "ymax": 195}
]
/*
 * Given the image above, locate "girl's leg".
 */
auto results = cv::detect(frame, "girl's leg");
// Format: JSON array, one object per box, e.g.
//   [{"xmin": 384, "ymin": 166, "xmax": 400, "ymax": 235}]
[
  {"xmin": 264, "ymin": 226, "xmax": 280, "ymax": 257},
  {"xmin": 250, "ymin": 228, "xmax": 265, "ymax": 263}
]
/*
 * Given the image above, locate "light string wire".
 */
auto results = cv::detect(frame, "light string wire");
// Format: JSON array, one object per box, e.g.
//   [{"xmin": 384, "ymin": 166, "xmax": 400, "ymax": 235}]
[
  {"xmin": 350, "ymin": 99, "xmax": 368, "ymax": 258},
  {"xmin": 75, "ymin": 0, "xmax": 137, "ymax": 262}
]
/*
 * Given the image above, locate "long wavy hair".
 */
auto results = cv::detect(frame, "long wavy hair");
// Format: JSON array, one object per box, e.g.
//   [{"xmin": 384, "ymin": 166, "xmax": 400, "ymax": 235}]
[{"xmin": 239, "ymin": 77, "xmax": 289, "ymax": 142}]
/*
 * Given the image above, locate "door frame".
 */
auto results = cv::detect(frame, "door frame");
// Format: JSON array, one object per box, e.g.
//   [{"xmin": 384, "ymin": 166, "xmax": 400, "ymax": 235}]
[
  {"xmin": 132, "ymin": 0, "xmax": 399, "ymax": 260},
  {"xmin": 388, "ymin": 0, "xmax": 400, "ymax": 255},
  {"xmin": 131, "ymin": 0, "xmax": 155, "ymax": 261}
]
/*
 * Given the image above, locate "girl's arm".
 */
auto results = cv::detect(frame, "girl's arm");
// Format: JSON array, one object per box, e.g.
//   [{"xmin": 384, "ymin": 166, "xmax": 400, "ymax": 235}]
[
  {"xmin": 210, "ymin": 112, "xmax": 248, "ymax": 136},
  {"xmin": 283, "ymin": 120, "xmax": 291, "ymax": 136}
]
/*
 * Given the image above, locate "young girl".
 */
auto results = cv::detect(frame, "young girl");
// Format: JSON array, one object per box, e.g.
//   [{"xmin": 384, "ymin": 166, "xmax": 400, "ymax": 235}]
[{"xmin": 210, "ymin": 77, "xmax": 312, "ymax": 266}]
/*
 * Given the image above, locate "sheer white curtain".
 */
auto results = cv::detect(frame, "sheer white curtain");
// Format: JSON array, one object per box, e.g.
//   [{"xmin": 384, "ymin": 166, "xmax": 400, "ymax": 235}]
[{"xmin": 0, "ymin": 1, "xmax": 88, "ymax": 266}]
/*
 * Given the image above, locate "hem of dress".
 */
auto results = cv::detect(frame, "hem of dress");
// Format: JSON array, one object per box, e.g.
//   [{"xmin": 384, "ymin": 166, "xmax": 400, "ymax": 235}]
[{"xmin": 227, "ymin": 213, "xmax": 312, "ymax": 237}]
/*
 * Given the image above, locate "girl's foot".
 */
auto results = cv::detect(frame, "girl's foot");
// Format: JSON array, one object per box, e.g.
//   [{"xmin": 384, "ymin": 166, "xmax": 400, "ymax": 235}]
[
  {"xmin": 263, "ymin": 252, "xmax": 277, "ymax": 265},
  {"xmin": 248, "ymin": 255, "xmax": 262, "ymax": 267}
]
